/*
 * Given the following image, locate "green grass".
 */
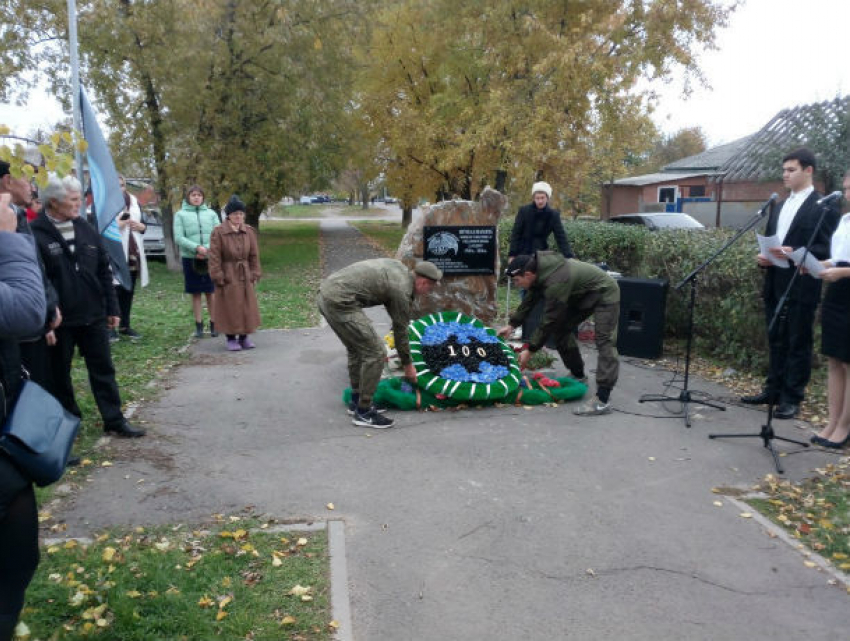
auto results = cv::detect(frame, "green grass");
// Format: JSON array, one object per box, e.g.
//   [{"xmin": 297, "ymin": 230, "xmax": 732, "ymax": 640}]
[
  {"xmin": 747, "ymin": 466, "xmax": 850, "ymax": 568},
  {"xmin": 29, "ymin": 221, "xmax": 328, "ymax": 640},
  {"xmin": 271, "ymin": 203, "xmax": 390, "ymax": 218},
  {"xmin": 20, "ymin": 515, "xmax": 332, "ymax": 640},
  {"xmin": 255, "ymin": 221, "xmax": 321, "ymax": 328},
  {"xmin": 350, "ymin": 220, "xmax": 405, "ymax": 255}
]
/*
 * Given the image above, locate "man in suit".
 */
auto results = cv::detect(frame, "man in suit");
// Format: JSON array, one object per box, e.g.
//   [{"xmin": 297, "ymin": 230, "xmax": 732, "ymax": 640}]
[{"xmin": 741, "ymin": 148, "xmax": 840, "ymax": 418}]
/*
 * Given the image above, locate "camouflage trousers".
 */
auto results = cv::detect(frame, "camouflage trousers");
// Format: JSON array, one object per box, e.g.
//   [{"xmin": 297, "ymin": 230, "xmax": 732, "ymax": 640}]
[
  {"xmin": 317, "ymin": 293, "xmax": 385, "ymax": 407},
  {"xmin": 553, "ymin": 302, "xmax": 620, "ymax": 393}
]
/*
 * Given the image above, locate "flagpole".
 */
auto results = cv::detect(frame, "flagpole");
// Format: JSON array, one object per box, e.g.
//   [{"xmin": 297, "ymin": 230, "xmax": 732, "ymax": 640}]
[{"xmin": 67, "ymin": 0, "xmax": 84, "ymax": 189}]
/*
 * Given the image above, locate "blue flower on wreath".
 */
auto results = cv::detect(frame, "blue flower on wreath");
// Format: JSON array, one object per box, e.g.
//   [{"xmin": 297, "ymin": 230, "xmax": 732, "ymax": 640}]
[
  {"xmin": 422, "ymin": 321, "xmax": 498, "ymax": 346},
  {"xmin": 440, "ymin": 362, "xmax": 509, "ymax": 383}
]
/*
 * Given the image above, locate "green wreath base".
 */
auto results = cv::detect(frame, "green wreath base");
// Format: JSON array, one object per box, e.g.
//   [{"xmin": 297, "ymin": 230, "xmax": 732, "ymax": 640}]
[{"xmin": 343, "ymin": 376, "xmax": 587, "ymax": 411}]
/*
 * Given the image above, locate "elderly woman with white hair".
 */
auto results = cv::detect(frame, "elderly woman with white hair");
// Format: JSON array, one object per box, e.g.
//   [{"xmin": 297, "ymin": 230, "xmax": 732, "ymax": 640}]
[{"xmin": 29, "ymin": 174, "xmax": 145, "ymax": 438}]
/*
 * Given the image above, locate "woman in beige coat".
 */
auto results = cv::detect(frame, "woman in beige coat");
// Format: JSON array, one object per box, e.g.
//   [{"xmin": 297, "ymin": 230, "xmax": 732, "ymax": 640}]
[{"xmin": 208, "ymin": 196, "xmax": 262, "ymax": 351}]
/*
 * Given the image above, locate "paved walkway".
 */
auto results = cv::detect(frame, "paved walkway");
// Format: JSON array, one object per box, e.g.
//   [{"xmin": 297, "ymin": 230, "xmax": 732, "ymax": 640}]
[{"xmin": 54, "ymin": 220, "xmax": 849, "ymax": 640}]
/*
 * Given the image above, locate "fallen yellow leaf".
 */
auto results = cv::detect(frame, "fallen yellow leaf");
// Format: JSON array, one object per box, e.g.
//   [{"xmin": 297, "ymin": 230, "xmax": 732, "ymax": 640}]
[
  {"xmin": 215, "ymin": 611, "xmax": 227, "ymax": 621},
  {"xmin": 101, "ymin": 461, "xmax": 113, "ymax": 467},
  {"xmin": 713, "ymin": 501, "xmax": 723, "ymax": 507},
  {"xmin": 803, "ymin": 561, "xmax": 817, "ymax": 568},
  {"xmin": 739, "ymin": 512, "xmax": 753, "ymax": 519},
  {"xmin": 329, "ymin": 620, "xmax": 340, "ymax": 629},
  {"xmin": 287, "ymin": 584, "xmax": 311, "ymax": 597},
  {"xmin": 326, "ymin": 503, "xmax": 335, "ymax": 510},
  {"xmin": 296, "ymin": 537, "xmax": 308, "ymax": 547},
  {"xmin": 198, "ymin": 595, "xmax": 214, "ymax": 608},
  {"xmin": 102, "ymin": 547, "xmax": 116, "ymax": 562},
  {"xmin": 281, "ymin": 615, "xmax": 296, "ymax": 625},
  {"xmin": 272, "ymin": 556, "xmax": 283, "ymax": 567}
]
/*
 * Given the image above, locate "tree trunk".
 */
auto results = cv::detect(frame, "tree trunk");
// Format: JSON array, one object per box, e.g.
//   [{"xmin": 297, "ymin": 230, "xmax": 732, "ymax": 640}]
[
  {"xmin": 494, "ymin": 169, "xmax": 507, "ymax": 193},
  {"xmin": 360, "ymin": 184, "xmax": 369, "ymax": 209},
  {"xmin": 402, "ymin": 205, "xmax": 413, "ymax": 229}
]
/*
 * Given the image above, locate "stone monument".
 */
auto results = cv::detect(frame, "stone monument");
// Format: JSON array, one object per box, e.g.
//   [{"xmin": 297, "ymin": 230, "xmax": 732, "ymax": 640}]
[{"xmin": 396, "ymin": 187, "xmax": 507, "ymax": 324}]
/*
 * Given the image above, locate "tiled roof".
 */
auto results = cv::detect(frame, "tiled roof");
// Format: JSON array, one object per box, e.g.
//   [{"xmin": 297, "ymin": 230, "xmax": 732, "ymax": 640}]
[
  {"xmin": 718, "ymin": 96, "xmax": 850, "ymax": 182},
  {"xmin": 663, "ymin": 136, "xmax": 753, "ymax": 171}
]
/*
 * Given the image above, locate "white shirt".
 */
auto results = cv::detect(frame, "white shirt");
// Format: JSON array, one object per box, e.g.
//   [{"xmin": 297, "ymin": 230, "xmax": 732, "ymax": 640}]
[
  {"xmin": 775, "ymin": 185, "xmax": 814, "ymax": 244},
  {"xmin": 830, "ymin": 212, "xmax": 850, "ymax": 263}
]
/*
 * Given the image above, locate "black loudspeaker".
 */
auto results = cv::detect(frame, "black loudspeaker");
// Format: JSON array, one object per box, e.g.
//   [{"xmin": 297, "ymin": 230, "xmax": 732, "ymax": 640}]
[{"xmin": 616, "ymin": 277, "xmax": 668, "ymax": 359}]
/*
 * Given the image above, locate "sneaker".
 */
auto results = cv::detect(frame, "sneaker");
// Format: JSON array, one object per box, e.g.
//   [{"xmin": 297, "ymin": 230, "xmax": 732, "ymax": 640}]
[
  {"xmin": 120, "ymin": 327, "xmax": 142, "ymax": 340},
  {"xmin": 108, "ymin": 329, "xmax": 119, "ymax": 344},
  {"xmin": 239, "ymin": 336, "xmax": 256, "ymax": 349},
  {"xmin": 352, "ymin": 407, "xmax": 395, "ymax": 428},
  {"xmin": 572, "ymin": 398, "xmax": 612, "ymax": 416},
  {"xmin": 226, "ymin": 339, "xmax": 242, "ymax": 351}
]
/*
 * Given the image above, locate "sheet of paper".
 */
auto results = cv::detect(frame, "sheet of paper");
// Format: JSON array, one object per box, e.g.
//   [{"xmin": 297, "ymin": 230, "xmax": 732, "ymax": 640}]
[
  {"xmin": 786, "ymin": 247, "xmax": 824, "ymax": 277},
  {"xmin": 757, "ymin": 234, "xmax": 790, "ymax": 267}
]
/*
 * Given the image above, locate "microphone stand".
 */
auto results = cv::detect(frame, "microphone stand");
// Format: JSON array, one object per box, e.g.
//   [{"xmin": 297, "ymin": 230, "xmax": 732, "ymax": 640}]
[
  {"xmin": 639, "ymin": 196, "xmax": 777, "ymax": 427},
  {"xmin": 707, "ymin": 197, "xmax": 839, "ymax": 474}
]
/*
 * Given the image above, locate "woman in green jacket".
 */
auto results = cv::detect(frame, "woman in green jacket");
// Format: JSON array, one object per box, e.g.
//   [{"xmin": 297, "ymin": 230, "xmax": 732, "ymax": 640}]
[{"xmin": 173, "ymin": 185, "xmax": 220, "ymax": 338}]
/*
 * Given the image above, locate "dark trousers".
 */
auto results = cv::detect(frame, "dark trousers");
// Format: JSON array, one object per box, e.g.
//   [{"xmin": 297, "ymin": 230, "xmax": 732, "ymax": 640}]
[
  {"xmin": 48, "ymin": 322, "xmax": 125, "ymax": 429},
  {"xmin": 18, "ymin": 337, "xmax": 52, "ymax": 391},
  {"xmin": 115, "ymin": 270, "xmax": 138, "ymax": 330},
  {"xmin": 764, "ymin": 297, "xmax": 816, "ymax": 405},
  {"xmin": 0, "ymin": 456, "xmax": 39, "ymax": 641},
  {"xmin": 317, "ymin": 294, "xmax": 385, "ymax": 407},
  {"xmin": 553, "ymin": 302, "xmax": 620, "ymax": 393}
]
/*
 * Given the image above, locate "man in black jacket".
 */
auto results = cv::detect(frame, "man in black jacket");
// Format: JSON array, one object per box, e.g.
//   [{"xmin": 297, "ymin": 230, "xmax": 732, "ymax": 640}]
[
  {"xmin": 741, "ymin": 148, "xmax": 840, "ymax": 419},
  {"xmin": 508, "ymin": 181, "xmax": 573, "ymax": 260},
  {"xmin": 30, "ymin": 174, "xmax": 144, "ymax": 437}
]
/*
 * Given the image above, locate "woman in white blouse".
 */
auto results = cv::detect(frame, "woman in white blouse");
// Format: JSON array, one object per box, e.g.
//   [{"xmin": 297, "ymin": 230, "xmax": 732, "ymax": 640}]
[{"xmin": 812, "ymin": 168, "xmax": 850, "ymax": 448}]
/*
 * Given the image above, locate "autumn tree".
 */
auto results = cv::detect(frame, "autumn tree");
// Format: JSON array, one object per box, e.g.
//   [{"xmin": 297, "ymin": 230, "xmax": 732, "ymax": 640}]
[
  {"xmin": 635, "ymin": 126, "xmax": 709, "ymax": 174},
  {"xmin": 359, "ymin": 0, "xmax": 733, "ymax": 214}
]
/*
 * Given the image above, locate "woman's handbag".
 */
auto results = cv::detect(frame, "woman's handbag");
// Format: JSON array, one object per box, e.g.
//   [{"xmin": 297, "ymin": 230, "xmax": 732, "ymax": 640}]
[
  {"xmin": 0, "ymin": 379, "xmax": 81, "ymax": 487},
  {"xmin": 192, "ymin": 257, "xmax": 209, "ymax": 275}
]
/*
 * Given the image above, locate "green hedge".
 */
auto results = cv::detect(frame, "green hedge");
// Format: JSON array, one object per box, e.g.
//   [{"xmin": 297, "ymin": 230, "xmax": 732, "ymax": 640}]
[{"xmin": 498, "ymin": 219, "xmax": 769, "ymax": 369}]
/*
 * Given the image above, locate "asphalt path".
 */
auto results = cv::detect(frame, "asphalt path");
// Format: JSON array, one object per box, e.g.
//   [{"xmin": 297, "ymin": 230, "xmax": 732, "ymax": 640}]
[{"xmin": 53, "ymin": 220, "xmax": 849, "ymax": 640}]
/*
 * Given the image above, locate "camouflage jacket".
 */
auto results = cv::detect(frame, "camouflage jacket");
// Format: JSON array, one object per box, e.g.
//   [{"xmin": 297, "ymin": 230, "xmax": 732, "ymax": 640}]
[
  {"xmin": 319, "ymin": 258, "xmax": 416, "ymax": 364},
  {"xmin": 509, "ymin": 251, "xmax": 619, "ymax": 352}
]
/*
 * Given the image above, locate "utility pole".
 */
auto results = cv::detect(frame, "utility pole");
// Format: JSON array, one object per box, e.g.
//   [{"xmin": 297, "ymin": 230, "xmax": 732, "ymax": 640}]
[{"xmin": 67, "ymin": 0, "xmax": 84, "ymax": 190}]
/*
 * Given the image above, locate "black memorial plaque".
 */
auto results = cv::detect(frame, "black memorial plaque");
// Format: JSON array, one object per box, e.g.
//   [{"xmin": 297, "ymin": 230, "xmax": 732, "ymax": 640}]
[{"xmin": 423, "ymin": 225, "xmax": 496, "ymax": 275}]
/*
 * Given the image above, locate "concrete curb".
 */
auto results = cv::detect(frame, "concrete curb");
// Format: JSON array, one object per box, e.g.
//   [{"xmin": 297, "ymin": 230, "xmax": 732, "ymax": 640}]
[{"xmin": 327, "ymin": 520, "xmax": 354, "ymax": 641}]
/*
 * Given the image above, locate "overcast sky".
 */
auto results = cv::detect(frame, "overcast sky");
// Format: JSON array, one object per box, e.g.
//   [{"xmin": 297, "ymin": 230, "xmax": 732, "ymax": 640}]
[
  {"xmin": 650, "ymin": 0, "xmax": 850, "ymax": 145},
  {"xmin": 2, "ymin": 0, "xmax": 849, "ymax": 148}
]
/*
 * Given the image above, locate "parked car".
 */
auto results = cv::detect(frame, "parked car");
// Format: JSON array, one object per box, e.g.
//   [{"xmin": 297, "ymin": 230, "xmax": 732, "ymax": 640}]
[
  {"xmin": 141, "ymin": 209, "xmax": 165, "ymax": 258},
  {"xmin": 608, "ymin": 213, "xmax": 705, "ymax": 231},
  {"xmin": 299, "ymin": 195, "xmax": 313, "ymax": 205}
]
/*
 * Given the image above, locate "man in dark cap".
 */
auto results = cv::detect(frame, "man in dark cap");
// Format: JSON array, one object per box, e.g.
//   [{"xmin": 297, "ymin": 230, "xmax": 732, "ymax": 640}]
[
  {"xmin": 317, "ymin": 258, "xmax": 442, "ymax": 428},
  {"xmin": 498, "ymin": 252, "xmax": 620, "ymax": 416}
]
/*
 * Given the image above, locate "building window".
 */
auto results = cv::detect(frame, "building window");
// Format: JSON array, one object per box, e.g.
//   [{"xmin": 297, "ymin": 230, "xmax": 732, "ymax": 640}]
[
  {"xmin": 658, "ymin": 187, "xmax": 676, "ymax": 203},
  {"xmin": 689, "ymin": 186, "xmax": 706, "ymax": 197}
]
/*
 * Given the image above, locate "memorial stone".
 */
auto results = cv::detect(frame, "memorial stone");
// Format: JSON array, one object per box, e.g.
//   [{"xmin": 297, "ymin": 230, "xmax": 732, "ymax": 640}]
[{"xmin": 396, "ymin": 187, "xmax": 507, "ymax": 323}]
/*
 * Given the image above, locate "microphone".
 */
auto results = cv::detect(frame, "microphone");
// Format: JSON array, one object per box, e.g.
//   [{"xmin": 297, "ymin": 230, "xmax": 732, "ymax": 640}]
[
  {"xmin": 817, "ymin": 191, "xmax": 843, "ymax": 206},
  {"xmin": 758, "ymin": 193, "xmax": 779, "ymax": 217}
]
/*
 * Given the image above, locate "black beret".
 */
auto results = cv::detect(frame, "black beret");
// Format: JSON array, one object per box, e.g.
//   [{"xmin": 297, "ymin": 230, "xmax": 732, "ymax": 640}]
[{"xmin": 224, "ymin": 195, "xmax": 246, "ymax": 216}]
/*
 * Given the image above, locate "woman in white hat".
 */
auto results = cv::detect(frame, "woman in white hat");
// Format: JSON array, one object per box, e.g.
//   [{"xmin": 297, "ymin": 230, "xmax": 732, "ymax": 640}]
[{"xmin": 508, "ymin": 181, "xmax": 573, "ymax": 260}]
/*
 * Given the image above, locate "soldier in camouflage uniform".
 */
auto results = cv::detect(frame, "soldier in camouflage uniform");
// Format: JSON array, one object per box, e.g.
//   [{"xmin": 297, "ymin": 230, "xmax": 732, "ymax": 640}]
[
  {"xmin": 317, "ymin": 258, "xmax": 442, "ymax": 428},
  {"xmin": 498, "ymin": 251, "xmax": 620, "ymax": 416}
]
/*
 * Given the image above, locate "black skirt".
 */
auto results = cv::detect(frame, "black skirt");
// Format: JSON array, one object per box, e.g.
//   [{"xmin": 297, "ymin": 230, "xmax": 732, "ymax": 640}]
[
  {"xmin": 821, "ymin": 262, "xmax": 850, "ymax": 363},
  {"xmin": 182, "ymin": 257, "xmax": 215, "ymax": 294}
]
